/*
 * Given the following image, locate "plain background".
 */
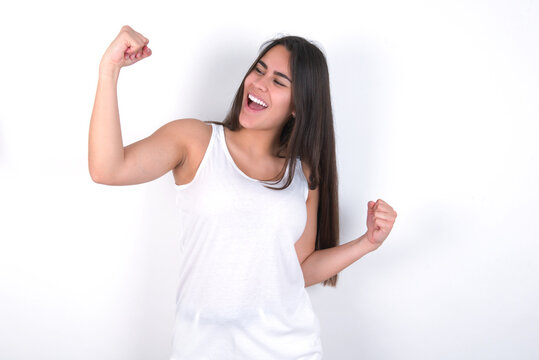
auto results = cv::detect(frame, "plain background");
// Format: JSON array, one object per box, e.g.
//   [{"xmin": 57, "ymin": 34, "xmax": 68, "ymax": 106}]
[{"xmin": 1, "ymin": 0, "xmax": 538, "ymax": 359}]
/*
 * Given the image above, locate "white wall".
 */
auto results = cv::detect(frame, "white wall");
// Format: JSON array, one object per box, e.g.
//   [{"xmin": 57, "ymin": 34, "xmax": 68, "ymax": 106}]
[{"xmin": 1, "ymin": 0, "xmax": 537, "ymax": 359}]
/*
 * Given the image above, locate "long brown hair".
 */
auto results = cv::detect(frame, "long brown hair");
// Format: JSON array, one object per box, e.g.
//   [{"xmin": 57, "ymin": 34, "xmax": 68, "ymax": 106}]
[{"xmin": 209, "ymin": 35, "xmax": 340, "ymax": 287}]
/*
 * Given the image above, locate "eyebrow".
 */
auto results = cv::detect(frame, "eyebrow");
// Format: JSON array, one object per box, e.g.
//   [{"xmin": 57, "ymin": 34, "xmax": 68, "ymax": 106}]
[{"xmin": 258, "ymin": 60, "xmax": 292, "ymax": 83}]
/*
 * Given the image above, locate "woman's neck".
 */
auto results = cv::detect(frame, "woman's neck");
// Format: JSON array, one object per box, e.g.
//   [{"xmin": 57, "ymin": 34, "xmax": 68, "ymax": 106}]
[{"xmin": 231, "ymin": 126, "xmax": 282, "ymax": 159}]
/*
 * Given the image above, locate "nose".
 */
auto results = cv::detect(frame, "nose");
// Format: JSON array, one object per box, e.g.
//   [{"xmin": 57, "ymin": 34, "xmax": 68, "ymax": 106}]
[{"xmin": 253, "ymin": 75, "xmax": 269, "ymax": 92}]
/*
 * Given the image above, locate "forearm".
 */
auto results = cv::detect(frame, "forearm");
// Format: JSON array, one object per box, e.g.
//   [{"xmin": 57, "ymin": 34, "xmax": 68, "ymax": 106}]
[
  {"xmin": 88, "ymin": 64, "xmax": 124, "ymax": 181},
  {"xmin": 301, "ymin": 233, "xmax": 379, "ymax": 287}
]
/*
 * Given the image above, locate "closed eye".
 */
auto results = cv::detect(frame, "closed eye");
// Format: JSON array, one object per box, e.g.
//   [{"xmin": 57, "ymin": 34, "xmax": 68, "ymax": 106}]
[{"xmin": 254, "ymin": 67, "xmax": 286, "ymax": 87}]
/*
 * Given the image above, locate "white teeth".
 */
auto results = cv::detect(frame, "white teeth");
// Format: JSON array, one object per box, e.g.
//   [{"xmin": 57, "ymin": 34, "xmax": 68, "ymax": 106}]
[{"xmin": 248, "ymin": 94, "xmax": 268, "ymax": 108}]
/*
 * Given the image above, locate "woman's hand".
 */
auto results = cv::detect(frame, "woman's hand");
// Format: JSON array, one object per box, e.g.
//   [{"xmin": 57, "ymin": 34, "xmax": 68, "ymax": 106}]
[
  {"xmin": 99, "ymin": 25, "xmax": 152, "ymax": 75},
  {"xmin": 365, "ymin": 199, "xmax": 397, "ymax": 247}
]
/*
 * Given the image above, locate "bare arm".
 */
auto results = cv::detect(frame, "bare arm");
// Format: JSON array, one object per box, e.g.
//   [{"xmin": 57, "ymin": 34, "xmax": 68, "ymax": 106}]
[
  {"xmin": 88, "ymin": 25, "xmax": 191, "ymax": 185},
  {"xmin": 296, "ymin": 162, "xmax": 397, "ymax": 287},
  {"xmin": 301, "ymin": 199, "xmax": 397, "ymax": 287},
  {"xmin": 88, "ymin": 66, "xmax": 123, "ymax": 182},
  {"xmin": 301, "ymin": 234, "xmax": 379, "ymax": 287}
]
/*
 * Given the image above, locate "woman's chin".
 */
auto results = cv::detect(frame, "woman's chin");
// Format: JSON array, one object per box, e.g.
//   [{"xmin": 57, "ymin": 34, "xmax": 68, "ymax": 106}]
[{"xmin": 238, "ymin": 113, "xmax": 254, "ymax": 129}]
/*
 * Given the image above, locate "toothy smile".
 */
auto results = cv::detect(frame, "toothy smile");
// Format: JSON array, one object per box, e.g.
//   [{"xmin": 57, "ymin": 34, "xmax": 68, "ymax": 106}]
[{"xmin": 248, "ymin": 93, "xmax": 268, "ymax": 108}]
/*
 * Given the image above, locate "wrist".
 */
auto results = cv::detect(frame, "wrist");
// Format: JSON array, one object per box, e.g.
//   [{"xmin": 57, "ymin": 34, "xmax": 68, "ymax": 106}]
[
  {"xmin": 355, "ymin": 232, "xmax": 381, "ymax": 255},
  {"xmin": 98, "ymin": 62, "xmax": 121, "ymax": 80}
]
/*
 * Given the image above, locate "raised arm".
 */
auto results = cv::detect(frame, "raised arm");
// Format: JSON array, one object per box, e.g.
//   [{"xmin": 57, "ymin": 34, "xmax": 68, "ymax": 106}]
[{"xmin": 88, "ymin": 25, "xmax": 194, "ymax": 186}]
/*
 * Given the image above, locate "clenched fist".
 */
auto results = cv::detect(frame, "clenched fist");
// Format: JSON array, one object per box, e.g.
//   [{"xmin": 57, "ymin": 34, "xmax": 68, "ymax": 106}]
[
  {"xmin": 99, "ymin": 25, "xmax": 152, "ymax": 76},
  {"xmin": 365, "ymin": 199, "xmax": 397, "ymax": 246}
]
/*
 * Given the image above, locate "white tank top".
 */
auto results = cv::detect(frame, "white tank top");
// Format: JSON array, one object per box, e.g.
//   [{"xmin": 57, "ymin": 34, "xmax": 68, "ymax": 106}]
[{"xmin": 170, "ymin": 122, "xmax": 323, "ymax": 359}]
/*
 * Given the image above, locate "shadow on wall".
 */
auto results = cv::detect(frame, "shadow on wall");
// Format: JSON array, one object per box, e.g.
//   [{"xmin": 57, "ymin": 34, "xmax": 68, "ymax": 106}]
[{"xmin": 183, "ymin": 33, "xmax": 260, "ymax": 123}]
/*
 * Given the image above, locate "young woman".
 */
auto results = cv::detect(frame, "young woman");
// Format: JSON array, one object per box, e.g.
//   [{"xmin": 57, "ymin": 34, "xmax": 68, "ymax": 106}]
[{"xmin": 89, "ymin": 25, "xmax": 397, "ymax": 360}]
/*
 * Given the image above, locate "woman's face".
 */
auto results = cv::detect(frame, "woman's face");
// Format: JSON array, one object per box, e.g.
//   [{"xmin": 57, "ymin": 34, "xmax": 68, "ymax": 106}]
[{"xmin": 239, "ymin": 45, "xmax": 294, "ymax": 131}]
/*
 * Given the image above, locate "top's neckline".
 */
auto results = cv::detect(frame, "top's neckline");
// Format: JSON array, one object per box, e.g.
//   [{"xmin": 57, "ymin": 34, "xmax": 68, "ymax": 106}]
[{"xmin": 219, "ymin": 124, "xmax": 288, "ymax": 184}]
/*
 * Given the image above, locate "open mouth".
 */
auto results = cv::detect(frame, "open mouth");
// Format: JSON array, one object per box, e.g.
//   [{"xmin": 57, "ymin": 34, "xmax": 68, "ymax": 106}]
[{"xmin": 246, "ymin": 93, "xmax": 268, "ymax": 111}]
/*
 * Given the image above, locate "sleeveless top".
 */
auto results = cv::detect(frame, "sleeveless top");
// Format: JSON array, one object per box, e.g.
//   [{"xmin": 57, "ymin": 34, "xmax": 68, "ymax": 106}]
[{"xmin": 170, "ymin": 122, "xmax": 323, "ymax": 359}]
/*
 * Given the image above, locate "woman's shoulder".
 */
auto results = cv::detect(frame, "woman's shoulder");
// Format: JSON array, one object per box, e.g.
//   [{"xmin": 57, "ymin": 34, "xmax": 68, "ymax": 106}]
[
  {"xmin": 170, "ymin": 119, "xmax": 218, "ymax": 184},
  {"xmin": 169, "ymin": 118, "xmax": 213, "ymax": 135},
  {"xmin": 164, "ymin": 118, "xmax": 218, "ymax": 167},
  {"xmin": 168, "ymin": 118, "xmax": 214, "ymax": 148}
]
